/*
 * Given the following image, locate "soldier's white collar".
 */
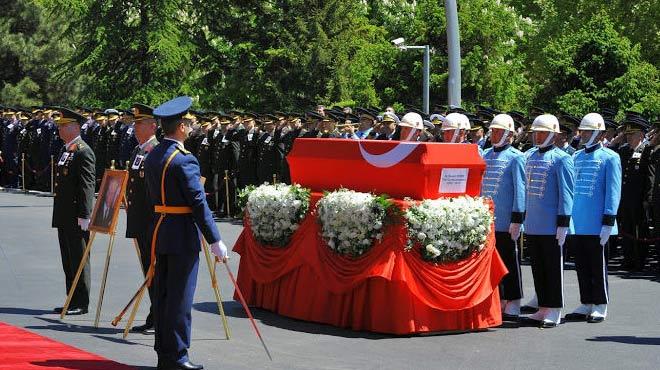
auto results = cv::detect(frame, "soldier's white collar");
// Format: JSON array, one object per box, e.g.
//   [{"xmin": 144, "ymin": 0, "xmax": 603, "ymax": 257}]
[
  {"xmin": 65, "ymin": 136, "xmax": 81, "ymax": 150},
  {"xmin": 164, "ymin": 137, "xmax": 184, "ymax": 148}
]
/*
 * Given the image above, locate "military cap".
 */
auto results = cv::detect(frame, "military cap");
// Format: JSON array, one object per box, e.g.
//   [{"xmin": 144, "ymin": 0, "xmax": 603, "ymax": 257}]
[
  {"xmin": 600, "ymin": 108, "xmax": 617, "ymax": 119},
  {"xmin": 287, "ymin": 112, "xmax": 304, "ymax": 119},
  {"xmin": 604, "ymin": 118, "xmax": 618, "ymax": 130},
  {"xmin": 381, "ymin": 112, "xmax": 400, "ymax": 124},
  {"xmin": 31, "ymin": 106, "xmax": 43, "ymax": 114},
  {"xmin": 132, "ymin": 103, "xmax": 154, "ymax": 120},
  {"xmin": 448, "ymin": 105, "xmax": 466, "ymax": 114},
  {"xmin": 345, "ymin": 113, "xmax": 359, "ymax": 123},
  {"xmin": 261, "ymin": 114, "xmax": 278, "ymax": 123},
  {"xmin": 623, "ymin": 118, "xmax": 649, "ymax": 133},
  {"xmin": 305, "ymin": 111, "xmax": 324, "ymax": 121},
  {"xmin": 94, "ymin": 111, "xmax": 107, "ymax": 120},
  {"xmin": 104, "ymin": 108, "xmax": 120, "ymax": 118},
  {"xmin": 356, "ymin": 108, "xmax": 377, "ymax": 121},
  {"xmin": 153, "ymin": 96, "xmax": 193, "ymax": 120},
  {"xmin": 428, "ymin": 113, "xmax": 445, "ymax": 125},
  {"xmin": 54, "ymin": 107, "xmax": 85, "ymax": 125}
]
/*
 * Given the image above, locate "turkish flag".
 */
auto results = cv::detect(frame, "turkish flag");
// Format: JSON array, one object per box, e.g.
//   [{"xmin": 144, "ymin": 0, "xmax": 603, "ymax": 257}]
[{"xmin": 288, "ymin": 139, "xmax": 485, "ymax": 200}]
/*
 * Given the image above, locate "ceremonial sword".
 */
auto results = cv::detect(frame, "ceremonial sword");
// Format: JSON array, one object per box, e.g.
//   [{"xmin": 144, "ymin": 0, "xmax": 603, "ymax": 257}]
[{"xmin": 218, "ymin": 258, "xmax": 273, "ymax": 361}]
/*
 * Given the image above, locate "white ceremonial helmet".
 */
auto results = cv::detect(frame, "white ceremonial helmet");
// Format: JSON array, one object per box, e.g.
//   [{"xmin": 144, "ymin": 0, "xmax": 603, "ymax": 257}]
[
  {"xmin": 442, "ymin": 113, "xmax": 469, "ymax": 131},
  {"xmin": 530, "ymin": 114, "xmax": 560, "ymax": 133},
  {"xmin": 578, "ymin": 113, "xmax": 606, "ymax": 131},
  {"xmin": 489, "ymin": 114, "xmax": 515, "ymax": 132},
  {"xmin": 398, "ymin": 112, "xmax": 424, "ymax": 130}
]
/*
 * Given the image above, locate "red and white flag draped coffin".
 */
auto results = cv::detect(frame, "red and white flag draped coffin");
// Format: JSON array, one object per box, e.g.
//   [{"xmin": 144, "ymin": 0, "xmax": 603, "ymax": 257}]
[{"xmin": 287, "ymin": 138, "xmax": 485, "ymax": 200}]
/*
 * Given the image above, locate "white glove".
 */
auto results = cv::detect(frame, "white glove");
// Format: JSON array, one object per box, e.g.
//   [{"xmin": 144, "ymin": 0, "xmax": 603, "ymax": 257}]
[
  {"xmin": 211, "ymin": 240, "xmax": 229, "ymax": 262},
  {"xmin": 556, "ymin": 227, "xmax": 569, "ymax": 247},
  {"xmin": 599, "ymin": 226, "xmax": 613, "ymax": 246},
  {"xmin": 77, "ymin": 218, "xmax": 90, "ymax": 231},
  {"xmin": 508, "ymin": 223, "xmax": 522, "ymax": 241}
]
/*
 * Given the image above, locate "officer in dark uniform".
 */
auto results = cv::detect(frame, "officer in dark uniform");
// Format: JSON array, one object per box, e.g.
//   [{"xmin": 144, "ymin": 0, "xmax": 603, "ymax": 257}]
[
  {"xmin": 126, "ymin": 103, "xmax": 159, "ymax": 334},
  {"xmin": 234, "ymin": 112, "xmax": 260, "ymax": 188},
  {"xmin": 93, "ymin": 112, "xmax": 110, "ymax": 190},
  {"xmin": 117, "ymin": 110, "xmax": 138, "ymax": 170},
  {"xmin": 195, "ymin": 116, "xmax": 214, "ymax": 211},
  {"xmin": 105, "ymin": 109, "xmax": 122, "ymax": 169},
  {"xmin": 212, "ymin": 114, "xmax": 239, "ymax": 217},
  {"xmin": 145, "ymin": 96, "xmax": 228, "ymax": 370},
  {"xmin": 256, "ymin": 114, "xmax": 283, "ymax": 184},
  {"xmin": 278, "ymin": 113, "xmax": 304, "ymax": 184},
  {"xmin": 51, "ymin": 108, "xmax": 96, "ymax": 316},
  {"xmin": 1, "ymin": 108, "xmax": 23, "ymax": 187},
  {"xmin": 615, "ymin": 116, "xmax": 650, "ymax": 270}
]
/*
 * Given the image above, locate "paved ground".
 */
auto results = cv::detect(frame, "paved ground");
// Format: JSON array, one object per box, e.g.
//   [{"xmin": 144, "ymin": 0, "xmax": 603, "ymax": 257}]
[{"xmin": 0, "ymin": 191, "xmax": 659, "ymax": 370}]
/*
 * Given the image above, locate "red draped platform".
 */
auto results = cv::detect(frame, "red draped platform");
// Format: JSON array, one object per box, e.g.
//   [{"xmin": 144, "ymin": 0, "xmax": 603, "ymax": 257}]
[{"xmin": 233, "ymin": 195, "xmax": 508, "ymax": 334}]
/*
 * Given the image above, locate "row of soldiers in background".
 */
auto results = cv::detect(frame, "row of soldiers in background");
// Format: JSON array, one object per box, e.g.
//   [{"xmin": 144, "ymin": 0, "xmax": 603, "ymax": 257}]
[
  {"xmin": 2, "ymin": 103, "xmax": 658, "ymax": 269},
  {"xmin": 0, "ymin": 105, "xmax": 138, "ymax": 191}
]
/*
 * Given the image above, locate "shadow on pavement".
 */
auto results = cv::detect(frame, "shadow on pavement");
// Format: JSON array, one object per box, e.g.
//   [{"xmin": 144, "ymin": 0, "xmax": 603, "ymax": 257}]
[
  {"xmin": 586, "ymin": 336, "xmax": 660, "ymax": 345},
  {"xmin": 30, "ymin": 359, "xmax": 135, "ymax": 369},
  {"xmin": 0, "ymin": 307, "xmax": 54, "ymax": 315},
  {"xmin": 25, "ymin": 317, "xmax": 124, "ymax": 335},
  {"xmin": 195, "ymin": 301, "xmax": 444, "ymax": 339}
]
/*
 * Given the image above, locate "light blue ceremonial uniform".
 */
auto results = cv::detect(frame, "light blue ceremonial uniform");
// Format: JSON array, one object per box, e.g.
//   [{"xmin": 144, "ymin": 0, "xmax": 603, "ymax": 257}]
[
  {"xmin": 524, "ymin": 146, "xmax": 575, "ymax": 234},
  {"xmin": 481, "ymin": 145, "xmax": 526, "ymax": 232},
  {"xmin": 571, "ymin": 144, "xmax": 622, "ymax": 235}
]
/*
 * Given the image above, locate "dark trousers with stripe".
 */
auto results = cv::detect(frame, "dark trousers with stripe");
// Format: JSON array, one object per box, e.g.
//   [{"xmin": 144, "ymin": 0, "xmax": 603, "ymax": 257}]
[
  {"xmin": 136, "ymin": 232, "xmax": 154, "ymax": 326},
  {"xmin": 527, "ymin": 234, "xmax": 563, "ymax": 308},
  {"xmin": 154, "ymin": 252, "xmax": 199, "ymax": 363},
  {"xmin": 57, "ymin": 227, "xmax": 90, "ymax": 309},
  {"xmin": 573, "ymin": 235, "xmax": 609, "ymax": 305},
  {"xmin": 495, "ymin": 232, "xmax": 523, "ymax": 300}
]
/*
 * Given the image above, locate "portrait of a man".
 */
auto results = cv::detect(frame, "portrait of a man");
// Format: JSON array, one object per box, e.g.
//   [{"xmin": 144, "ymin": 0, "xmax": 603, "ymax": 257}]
[{"xmin": 90, "ymin": 170, "xmax": 128, "ymax": 233}]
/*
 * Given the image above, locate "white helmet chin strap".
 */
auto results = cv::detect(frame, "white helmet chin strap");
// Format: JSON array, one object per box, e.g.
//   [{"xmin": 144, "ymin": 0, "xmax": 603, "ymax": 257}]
[
  {"xmin": 403, "ymin": 127, "xmax": 418, "ymax": 141},
  {"xmin": 584, "ymin": 130, "xmax": 601, "ymax": 147},
  {"xmin": 450, "ymin": 129, "xmax": 460, "ymax": 143},
  {"xmin": 535, "ymin": 131, "xmax": 555, "ymax": 148},
  {"xmin": 493, "ymin": 130, "xmax": 510, "ymax": 147}
]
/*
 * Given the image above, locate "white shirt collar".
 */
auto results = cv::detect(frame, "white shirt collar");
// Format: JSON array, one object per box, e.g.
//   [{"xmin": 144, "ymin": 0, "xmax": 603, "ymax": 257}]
[
  {"xmin": 65, "ymin": 136, "xmax": 81, "ymax": 150},
  {"xmin": 164, "ymin": 137, "xmax": 184, "ymax": 148},
  {"xmin": 140, "ymin": 135, "xmax": 156, "ymax": 150}
]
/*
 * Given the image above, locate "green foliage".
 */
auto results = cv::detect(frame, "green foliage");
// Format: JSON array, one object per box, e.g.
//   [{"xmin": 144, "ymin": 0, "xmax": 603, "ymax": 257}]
[{"xmin": 2, "ymin": 0, "xmax": 656, "ymax": 119}]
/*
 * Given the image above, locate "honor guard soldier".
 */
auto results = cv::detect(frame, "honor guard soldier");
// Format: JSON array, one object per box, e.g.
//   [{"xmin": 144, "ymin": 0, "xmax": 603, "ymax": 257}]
[
  {"xmin": 51, "ymin": 108, "xmax": 96, "ymax": 316},
  {"xmin": 564, "ymin": 113, "xmax": 621, "ymax": 324},
  {"xmin": 481, "ymin": 114, "xmax": 526, "ymax": 321},
  {"xmin": 523, "ymin": 114, "xmax": 575, "ymax": 328},
  {"xmin": 145, "ymin": 97, "xmax": 228, "ymax": 370},
  {"xmin": 441, "ymin": 112, "xmax": 468, "ymax": 143},
  {"xmin": 126, "ymin": 103, "xmax": 159, "ymax": 334},
  {"xmin": 397, "ymin": 112, "xmax": 424, "ymax": 142}
]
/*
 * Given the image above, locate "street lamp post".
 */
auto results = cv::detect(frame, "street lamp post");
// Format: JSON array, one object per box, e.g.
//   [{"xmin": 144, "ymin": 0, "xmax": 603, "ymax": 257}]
[
  {"xmin": 445, "ymin": 0, "xmax": 461, "ymax": 107},
  {"xmin": 392, "ymin": 39, "xmax": 430, "ymax": 115}
]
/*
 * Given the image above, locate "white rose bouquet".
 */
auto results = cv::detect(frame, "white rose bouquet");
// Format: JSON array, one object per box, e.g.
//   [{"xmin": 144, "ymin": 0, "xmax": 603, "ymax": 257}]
[
  {"xmin": 244, "ymin": 183, "xmax": 311, "ymax": 247},
  {"xmin": 316, "ymin": 189, "xmax": 394, "ymax": 258},
  {"xmin": 405, "ymin": 196, "xmax": 492, "ymax": 263}
]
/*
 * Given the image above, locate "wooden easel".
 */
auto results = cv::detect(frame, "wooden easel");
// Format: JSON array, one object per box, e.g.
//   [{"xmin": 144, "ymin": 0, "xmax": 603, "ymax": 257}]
[
  {"xmin": 60, "ymin": 170, "xmax": 129, "ymax": 329},
  {"xmin": 114, "ymin": 176, "xmax": 231, "ymax": 340}
]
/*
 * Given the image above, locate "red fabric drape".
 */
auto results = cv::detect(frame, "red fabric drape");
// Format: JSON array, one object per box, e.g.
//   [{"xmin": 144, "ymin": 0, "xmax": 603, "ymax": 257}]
[{"xmin": 232, "ymin": 194, "xmax": 507, "ymax": 334}]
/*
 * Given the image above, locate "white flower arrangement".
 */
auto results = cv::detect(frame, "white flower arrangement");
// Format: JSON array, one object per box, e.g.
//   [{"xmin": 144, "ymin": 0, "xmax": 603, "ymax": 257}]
[
  {"xmin": 245, "ymin": 183, "xmax": 311, "ymax": 247},
  {"xmin": 405, "ymin": 196, "xmax": 492, "ymax": 263},
  {"xmin": 316, "ymin": 189, "xmax": 393, "ymax": 258}
]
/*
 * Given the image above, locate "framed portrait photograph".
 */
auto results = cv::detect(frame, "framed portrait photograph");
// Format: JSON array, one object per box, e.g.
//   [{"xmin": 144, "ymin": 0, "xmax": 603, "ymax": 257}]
[{"xmin": 90, "ymin": 169, "xmax": 129, "ymax": 234}]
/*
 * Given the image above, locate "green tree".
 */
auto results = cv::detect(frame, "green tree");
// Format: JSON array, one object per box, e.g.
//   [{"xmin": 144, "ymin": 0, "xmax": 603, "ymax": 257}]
[
  {"xmin": 39, "ymin": 0, "xmax": 198, "ymax": 107},
  {"xmin": 0, "ymin": 0, "xmax": 77, "ymax": 106}
]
